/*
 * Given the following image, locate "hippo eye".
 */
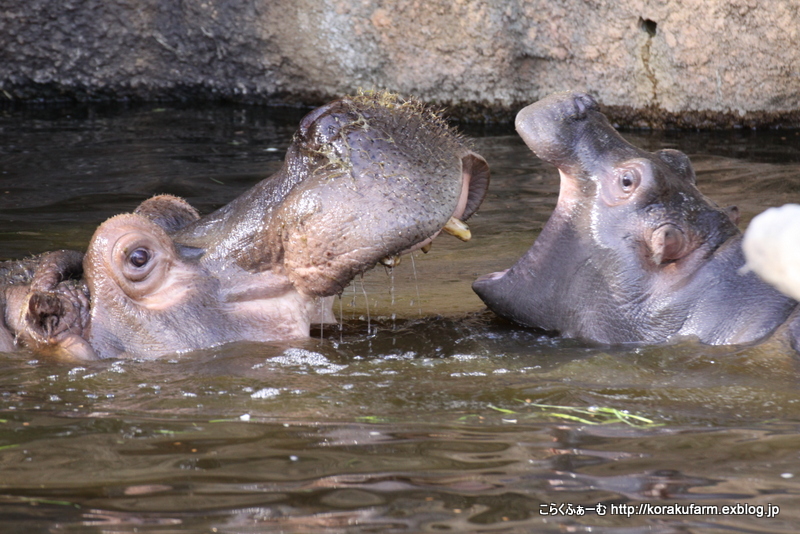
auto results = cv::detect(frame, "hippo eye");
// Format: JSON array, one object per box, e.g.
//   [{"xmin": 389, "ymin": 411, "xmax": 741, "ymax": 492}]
[
  {"xmin": 603, "ymin": 166, "xmax": 643, "ymax": 206},
  {"xmin": 128, "ymin": 248, "xmax": 150, "ymax": 268},
  {"xmin": 620, "ymin": 170, "xmax": 638, "ymax": 192}
]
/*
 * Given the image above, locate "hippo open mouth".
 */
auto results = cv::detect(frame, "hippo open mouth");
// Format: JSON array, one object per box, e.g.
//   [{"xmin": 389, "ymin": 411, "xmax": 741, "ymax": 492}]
[{"xmin": 68, "ymin": 91, "xmax": 489, "ymax": 359}]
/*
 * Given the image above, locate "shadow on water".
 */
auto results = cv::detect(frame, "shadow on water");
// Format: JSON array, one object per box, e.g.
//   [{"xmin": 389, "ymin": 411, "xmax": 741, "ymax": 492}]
[{"xmin": 1, "ymin": 104, "xmax": 799, "ymax": 532}]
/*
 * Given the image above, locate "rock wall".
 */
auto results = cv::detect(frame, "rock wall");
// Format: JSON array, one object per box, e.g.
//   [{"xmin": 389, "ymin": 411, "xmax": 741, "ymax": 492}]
[{"xmin": 1, "ymin": 0, "xmax": 798, "ymax": 126}]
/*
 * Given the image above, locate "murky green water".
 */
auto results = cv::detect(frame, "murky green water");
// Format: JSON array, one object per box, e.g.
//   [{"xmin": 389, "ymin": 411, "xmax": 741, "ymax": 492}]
[{"xmin": 1, "ymin": 104, "xmax": 800, "ymax": 533}]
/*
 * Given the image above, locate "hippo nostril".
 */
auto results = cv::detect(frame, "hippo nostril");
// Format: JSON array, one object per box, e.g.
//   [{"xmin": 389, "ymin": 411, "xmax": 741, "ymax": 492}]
[
  {"xmin": 296, "ymin": 103, "xmax": 351, "ymax": 153},
  {"xmin": 572, "ymin": 93, "xmax": 598, "ymax": 119},
  {"xmin": 26, "ymin": 292, "xmax": 65, "ymax": 339},
  {"xmin": 298, "ymin": 103, "xmax": 334, "ymax": 140}
]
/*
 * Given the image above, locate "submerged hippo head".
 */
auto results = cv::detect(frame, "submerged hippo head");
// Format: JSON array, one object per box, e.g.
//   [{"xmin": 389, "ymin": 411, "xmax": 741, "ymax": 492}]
[
  {"xmin": 1, "ymin": 251, "xmax": 94, "ymax": 360},
  {"xmin": 473, "ymin": 91, "xmax": 797, "ymax": 346},
  {"xmin": 84, "ymin": 208, "xmax": 318, "ymax": 358},
  {"xmin": 83, "ymin": 93, "xmax": 489, "ymax": 358}
]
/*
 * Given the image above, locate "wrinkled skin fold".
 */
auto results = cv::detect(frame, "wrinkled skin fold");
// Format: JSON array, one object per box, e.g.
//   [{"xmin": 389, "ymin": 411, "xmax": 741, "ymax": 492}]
[
  {"xmin": 67, "ymin": 92, "xmax": 488, "ymax": 359},
  {"xmin": 473, "ymin": 91, "xmax": 799, "ymax": 349}
]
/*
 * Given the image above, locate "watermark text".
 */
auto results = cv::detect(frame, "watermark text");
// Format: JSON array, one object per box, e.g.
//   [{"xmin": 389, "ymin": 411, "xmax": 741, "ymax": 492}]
[{"xmin": 539, "ymin": 502, "xmax": 779, "ymax": 519}]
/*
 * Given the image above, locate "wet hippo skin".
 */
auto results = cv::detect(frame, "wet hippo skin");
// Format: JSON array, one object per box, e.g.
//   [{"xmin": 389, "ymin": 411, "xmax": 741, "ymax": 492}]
[{"xmin": 473, "ymin": 91, "xmax": 799, "ymax": 349}]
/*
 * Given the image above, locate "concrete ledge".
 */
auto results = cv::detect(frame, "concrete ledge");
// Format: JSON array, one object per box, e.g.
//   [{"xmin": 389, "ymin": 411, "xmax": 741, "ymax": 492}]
[{"xmin": 2, "ymin": 1, "xmax": 799, "ymax": 128}]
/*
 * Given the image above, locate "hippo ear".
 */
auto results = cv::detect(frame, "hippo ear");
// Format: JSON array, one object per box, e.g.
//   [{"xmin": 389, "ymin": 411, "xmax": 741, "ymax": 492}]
[
  {"xmin": 648, "ymin": 222, "xmax": 701, "ymax": 265},
  {"xmin": 462, "ymin": 153, "xmax": 490, "ymax": 220},
  {"xmin": 656, "ymin": 149, "xmax": 696, "ymax": 185},
  {"xmin": 725, "ymin": 205, "xmax": 740, "ymax": 226},
  {"xmin": 134, "ymin": 195, "xmax": 201, "ymax": 234}
]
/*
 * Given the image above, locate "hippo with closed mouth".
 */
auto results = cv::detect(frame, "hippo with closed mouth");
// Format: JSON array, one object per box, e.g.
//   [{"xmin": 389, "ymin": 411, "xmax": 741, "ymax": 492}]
[
  {"xmin": 73, "ymin": 91, "xmax": 488, "ymax": 359},
  {"xmin": 473, "ymin": 91, "xmax": 799, "ymax": 349}
]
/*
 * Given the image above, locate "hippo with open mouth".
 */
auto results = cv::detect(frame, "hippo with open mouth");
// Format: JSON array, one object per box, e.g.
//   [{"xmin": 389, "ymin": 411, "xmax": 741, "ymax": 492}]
[
  {"xmin": 473, "ymin": 91, "xmax": 799, "ymax": 349},
  {"xmin": 14, "ymin": 91, "xmax": 486, "ymax": 359}
]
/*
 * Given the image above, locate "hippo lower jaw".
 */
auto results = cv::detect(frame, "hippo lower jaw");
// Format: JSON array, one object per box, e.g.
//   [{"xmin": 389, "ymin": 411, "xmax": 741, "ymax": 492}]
[
  {"xmin": 224, "ymin": 281, "xmax": 336, "ymax": 342},
  {"xmin": 472, "ymin": 164, "xmax": 590, "ymax": 333}
]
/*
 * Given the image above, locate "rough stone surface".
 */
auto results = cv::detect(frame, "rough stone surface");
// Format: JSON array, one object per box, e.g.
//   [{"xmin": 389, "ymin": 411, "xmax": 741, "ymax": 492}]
[{"xmin": 1, "ymin": 0, "xmax": 798, "ymax": 127}]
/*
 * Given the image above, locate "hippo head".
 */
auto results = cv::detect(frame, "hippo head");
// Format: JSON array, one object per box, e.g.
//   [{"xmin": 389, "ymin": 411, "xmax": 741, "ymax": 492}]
[
  {"xmin": 83, "ymin": 93, "xmax": 489, "ymax": 358},
  {"xmin": 473, "ymin": 92, "xmax": 746, "ymax": 344},
  {"xmin": 1, "ymin": 251, "xmax": 94, "ymax": 360},
  {"xmin": 175, "ymin": 91, "xmax": 489, "ymax": 296},
  {"xmin": 83, "ymin": 206, "xmax": 320, "ymax": 358}
]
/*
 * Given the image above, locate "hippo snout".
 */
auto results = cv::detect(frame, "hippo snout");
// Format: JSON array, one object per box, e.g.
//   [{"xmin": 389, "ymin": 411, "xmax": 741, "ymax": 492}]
[{"xmin": 515, "ymin": 92, "xmax": 604, "ymax": 174}]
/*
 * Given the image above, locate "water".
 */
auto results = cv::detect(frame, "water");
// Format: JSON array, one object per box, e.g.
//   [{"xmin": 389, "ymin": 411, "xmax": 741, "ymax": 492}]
[{"xmin": 1, "ymin": 103, "xmax": 800, "ymax": 533}]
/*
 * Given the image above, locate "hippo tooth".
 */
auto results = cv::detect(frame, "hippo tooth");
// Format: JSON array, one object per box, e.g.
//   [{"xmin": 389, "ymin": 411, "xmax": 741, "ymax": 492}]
[
  {"xmin": 421, "ymin": 243, "xmax": 432, "ymax": 254},
  {"xmin": 379, "ymin": 255, "xmax": 402, "ymax": 268},
  {"xmin": 443, "ymin": 217, "xmax": 471, "ymax": 241}
]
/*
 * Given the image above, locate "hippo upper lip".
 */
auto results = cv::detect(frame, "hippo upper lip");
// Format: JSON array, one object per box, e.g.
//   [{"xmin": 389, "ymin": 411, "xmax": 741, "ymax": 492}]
[
  {"xmin": 399, "ymin": 152, "xmax": 490, "ymax": 255},
  {"xmin": 460, "ymin": 153, "xmax": 491, "ymax": 221},
  {"xmin": 443, "ymin": 153, "xmax": 490, "ymax": 233}
]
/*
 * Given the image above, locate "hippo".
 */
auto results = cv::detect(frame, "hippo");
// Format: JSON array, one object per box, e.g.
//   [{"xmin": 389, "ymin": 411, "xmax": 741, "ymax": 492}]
[
  {"xmin": 0, "ymin": 250, "xmax": 93, "ymax": 359},
  {"xmin": 473, "ymin": 91, "xmax": 799, "ymax": 349},
  {"xmin": 77, "ymin": 91, "xmax": 489, "ymax": 359}
]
